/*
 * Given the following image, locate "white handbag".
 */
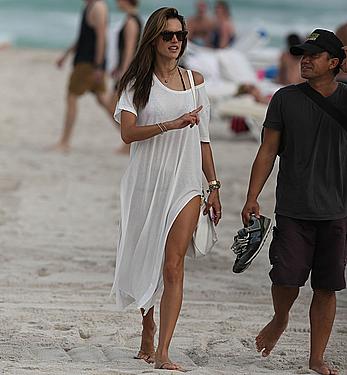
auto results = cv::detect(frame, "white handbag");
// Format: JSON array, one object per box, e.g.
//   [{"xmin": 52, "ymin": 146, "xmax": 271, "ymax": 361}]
[
  {"xmin": 186, "ymin": 70, "xmax": 218, "ymax": 258},
  {"xmin": 187, "ymin": 193, "xmax": 218, "ymax": 258}
]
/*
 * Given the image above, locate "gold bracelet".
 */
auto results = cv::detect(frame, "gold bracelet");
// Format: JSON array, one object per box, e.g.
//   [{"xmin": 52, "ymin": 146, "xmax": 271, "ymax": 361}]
[
  {"xmin": 157, "ymin": 123, "xmax": 164, "ymax": 134},
  {"xmin": 161, "ymin": 122, "xmax": 168, "ymax": 132},
  {"xmin": 208, "ymin": 180, "xmax": 221, "ymax": 191}
]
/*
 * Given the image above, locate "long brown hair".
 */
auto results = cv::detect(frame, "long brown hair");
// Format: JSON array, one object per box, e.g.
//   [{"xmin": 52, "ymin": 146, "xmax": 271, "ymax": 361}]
[{"xmin": 118, "ymin": 7, "xmax": 187, "ymax": 110}]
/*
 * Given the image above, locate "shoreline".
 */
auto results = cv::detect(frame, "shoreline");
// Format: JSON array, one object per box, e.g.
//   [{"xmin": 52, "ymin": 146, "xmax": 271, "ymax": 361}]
[{"xmin": 0, "ymin": 47, "xmax": 346, "ymax": 375}]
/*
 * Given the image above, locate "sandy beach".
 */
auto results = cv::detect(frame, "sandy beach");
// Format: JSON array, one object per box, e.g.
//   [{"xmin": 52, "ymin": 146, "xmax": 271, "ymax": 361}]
[{"xmin": 0, "ymin": 48, "xmax": 346, "ymax": 375}]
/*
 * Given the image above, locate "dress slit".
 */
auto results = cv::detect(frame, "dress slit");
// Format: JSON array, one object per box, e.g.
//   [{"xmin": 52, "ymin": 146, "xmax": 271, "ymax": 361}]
[{"xmin": 135, "ymin": 191, "xmax": 201, "ymax": 314}]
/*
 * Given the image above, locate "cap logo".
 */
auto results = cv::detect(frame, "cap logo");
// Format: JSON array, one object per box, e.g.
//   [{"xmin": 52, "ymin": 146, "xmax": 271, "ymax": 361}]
[{"xmin": 307, "ymin": 32, "xmax": 320, "ymax": 41}]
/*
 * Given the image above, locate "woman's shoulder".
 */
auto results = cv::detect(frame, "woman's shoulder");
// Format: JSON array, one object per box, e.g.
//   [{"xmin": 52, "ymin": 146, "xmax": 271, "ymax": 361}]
[
  {"xmin": 180, "ymin": 68, "xmax": 205, "ymax": 86},
  {"xmin": 125, "ymin": 15, "xmax": 141, "ymax": 29},
  {"xmin": 192, "ymin": 70, "xmax": 204, "ymax": 85}
]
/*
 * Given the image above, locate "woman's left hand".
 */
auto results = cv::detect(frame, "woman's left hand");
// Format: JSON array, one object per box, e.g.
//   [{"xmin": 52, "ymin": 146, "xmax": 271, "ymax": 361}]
[{"xmin": 203, "ymin": 189, "xmax": 222, "ymax": 225}]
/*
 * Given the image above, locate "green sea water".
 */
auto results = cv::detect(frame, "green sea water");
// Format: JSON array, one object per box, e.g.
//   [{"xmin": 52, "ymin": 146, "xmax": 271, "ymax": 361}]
[{"xmin": 0, "ymin": 0, "xmax": 346, "ymax": 49}]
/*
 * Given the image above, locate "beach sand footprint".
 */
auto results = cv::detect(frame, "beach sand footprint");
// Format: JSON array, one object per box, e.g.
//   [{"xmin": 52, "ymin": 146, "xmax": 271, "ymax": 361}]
[
  {"xmin": 67, "ymin": 345, "xmax": 108, "ymax": 362},
  {"xmin": 30, "ymin": 347, "xmax": 71, "ymax": 362},
  {"xmin": 37, "ymin": 267, "xmax": 50, "ymax": 277},
  {"xmin": 0, "ymin": 208, "xmax": 7, "ymax": 225},
  {"xmin": 0, "ymin": 176, "xmax": 21, "ymax": 193},
  {"xmin": 54, "ymin": 323, "xmax": 74, "ymax": 332}
]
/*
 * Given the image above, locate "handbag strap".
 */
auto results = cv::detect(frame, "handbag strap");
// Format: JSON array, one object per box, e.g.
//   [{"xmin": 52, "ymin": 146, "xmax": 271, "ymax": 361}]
[
  {"xmin": 297, "ymin": 82, "xmax": 347, "ymax": 133},
  {"xmin": 187, "ymin": 69, "xmax": 197, "ymax": 108},
  {"xmin": 187, "ymin": 69, "xmax": 204, "ymax": 197}
]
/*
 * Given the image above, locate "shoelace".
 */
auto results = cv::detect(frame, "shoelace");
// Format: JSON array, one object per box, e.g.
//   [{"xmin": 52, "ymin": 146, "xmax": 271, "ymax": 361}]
[{"xmin": 231, "ymin": 233, "xmax": 250, "ymax": 255}]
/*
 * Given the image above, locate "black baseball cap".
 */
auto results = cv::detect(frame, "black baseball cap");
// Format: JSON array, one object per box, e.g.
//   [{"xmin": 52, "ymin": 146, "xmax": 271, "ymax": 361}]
[{"xmin": 290, "ymin": 29, "xmax": 345, "ymax": 63}]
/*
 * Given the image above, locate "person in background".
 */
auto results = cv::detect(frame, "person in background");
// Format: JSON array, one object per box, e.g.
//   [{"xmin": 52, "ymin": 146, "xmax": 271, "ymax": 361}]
[
  {"xmin": 230, "ymin": 84, "xmax": 271, "ymax": 135},
  {"xmin": 187, "ymin": 0, "xmax": 214, "ymax": 47},
  {"xmin": 110, "ymin": 0, "xmax": 141, "ymax": 98},
  {"xmin": 54, "ymin": 0, "xmax": 111, "ymax": 152},
  {"xmin": 276, "ymin": 33, "xmax": 304, "ymax": 85},
  {"xmin": 241, "ymin": 29, "xmax": 346, "ymax": 375},
  {"xmin": 335, "ymin": 22, "xmax": 347, "ymax": 83},
  {"xmin": 210, "ymin": 0, "xmax": 236, "ymax": 48},
  {"xmin": 236, "ymin": 83, "xmax": 271, "ymax": 104},
  {"xmin": 111, "ymin": 7, "xmax": 221, "ymax": 371},
  {"xmin": 109, "ymin": 0, "xmax": 142, "ymax": 153}
]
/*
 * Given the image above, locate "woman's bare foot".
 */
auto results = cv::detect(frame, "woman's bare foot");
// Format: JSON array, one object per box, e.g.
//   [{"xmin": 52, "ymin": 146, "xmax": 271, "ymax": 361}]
[
  {"xmin": 309, "ymin": 360, "xmax": 338, "ymax": 375},
  {"xmin": 154, "ymin": 360, "xmax": 186, "ymax": 372},
  {"xmin": 255, "ymin": 316, "xmax": 288, "ymax": 357},
  {"xmin": 134, "ymin": 349, "xmax": 155, "ymax": 364},
  {"xmin": 134, "ymin": 323, "xmax": 156, "ymax": 364}
]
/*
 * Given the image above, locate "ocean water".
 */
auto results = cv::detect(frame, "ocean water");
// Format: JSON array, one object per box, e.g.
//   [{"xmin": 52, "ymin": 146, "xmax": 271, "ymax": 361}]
[{"xmin": 0, "ymin": 0, "xmax": 346, "ymax": 49}]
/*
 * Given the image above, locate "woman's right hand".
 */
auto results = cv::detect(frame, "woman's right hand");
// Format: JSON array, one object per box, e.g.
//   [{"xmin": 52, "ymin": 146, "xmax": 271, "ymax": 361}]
[{"xmin": 166, "ymin": 105, "xmax": 203, "ymax": 130}]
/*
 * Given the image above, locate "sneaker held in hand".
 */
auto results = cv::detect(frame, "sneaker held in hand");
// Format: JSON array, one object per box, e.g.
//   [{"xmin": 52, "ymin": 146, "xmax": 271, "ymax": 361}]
[{"xmin": 231, "ymin": 214, "xmax": 271, "ymax": 273}]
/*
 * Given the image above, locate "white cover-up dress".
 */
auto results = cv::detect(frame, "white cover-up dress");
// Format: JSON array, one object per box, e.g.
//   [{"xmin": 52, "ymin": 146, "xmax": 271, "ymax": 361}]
[{"xmin": 111, "ymin": 71, "xmax": 210, "ymax": 313}]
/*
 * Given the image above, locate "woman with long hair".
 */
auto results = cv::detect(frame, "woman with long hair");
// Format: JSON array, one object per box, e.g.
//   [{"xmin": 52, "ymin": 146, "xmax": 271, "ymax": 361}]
[
  {"xmin": 110, "ymin": 0, "xmax": 142, "ymax": 153},
  {"xmin": 111, "ymin": 0, "xmax": 142, "ymax": 94},
  {"xmin": 111, "ymin": 7, "xmax": 222, "ymax": 371}
]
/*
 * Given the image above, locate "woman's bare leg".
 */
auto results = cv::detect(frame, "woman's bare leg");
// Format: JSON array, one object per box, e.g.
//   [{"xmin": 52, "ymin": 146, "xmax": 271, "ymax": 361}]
[
  {"xmin": 155, "ymin": 196, "xmax": 200, "ymax": 371},
  {"xmin": 135, "ymin": 306, "xmax": 156, "ymax": 363}
]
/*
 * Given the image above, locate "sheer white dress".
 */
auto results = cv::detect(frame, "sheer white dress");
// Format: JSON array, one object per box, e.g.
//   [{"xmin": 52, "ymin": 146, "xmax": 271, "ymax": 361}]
[{"xmin": 111, "ymin": 71, "xmax": 210, "ymax": 313}]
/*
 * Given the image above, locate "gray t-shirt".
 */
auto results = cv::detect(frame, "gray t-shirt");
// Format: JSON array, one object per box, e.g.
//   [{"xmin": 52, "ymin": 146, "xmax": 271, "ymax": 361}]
[{"xmin": 263, "ymin": 82, "xmax": 347, "ymax": 220}]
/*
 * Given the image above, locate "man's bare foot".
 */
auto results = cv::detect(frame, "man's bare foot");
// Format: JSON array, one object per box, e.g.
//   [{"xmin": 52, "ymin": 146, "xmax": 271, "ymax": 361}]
[
  {"xmin": 134, "ymin": 323, "xmax": 156, "ymax": 364},
  {"xmin": 309, "ymin": 360, "xmax": 338, "ymax": 375},
  {"xmin": 48, "ymin": 143, "xmax": 70, "ymax": 153},
  {"xmin": 255, "ymin": 317, "xmax": 288, "ymax": 357}
]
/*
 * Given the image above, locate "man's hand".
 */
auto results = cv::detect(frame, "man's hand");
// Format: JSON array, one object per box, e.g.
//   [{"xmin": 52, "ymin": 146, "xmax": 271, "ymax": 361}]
[
  {"xmin": 56, "ymin": 55, "xmax": 66, "ymax": 69},
  {"xmin": 241, "ymin": 198, "xmax": 260, "ymax": 226},
  {"xmin": 94, "ymin": 68, "xmax": 103, "ymax": 83}
]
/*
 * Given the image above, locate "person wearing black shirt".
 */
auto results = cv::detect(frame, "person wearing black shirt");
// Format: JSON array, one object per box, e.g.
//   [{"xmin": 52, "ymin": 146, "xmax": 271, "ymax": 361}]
[
  {"xmin": 54, "ymin": 0, "xmax": 111, "ymax": 152},
  {"xmin": 241, "ymin": 29, "xmax": 346, "ymax": 375},
  {"xmin": 111, "ymin": 0, "xmax": 142, "ymax": 89},
  {"xmin": 109, "ymin": 0, "xmax": 142, "ymax": 154}
]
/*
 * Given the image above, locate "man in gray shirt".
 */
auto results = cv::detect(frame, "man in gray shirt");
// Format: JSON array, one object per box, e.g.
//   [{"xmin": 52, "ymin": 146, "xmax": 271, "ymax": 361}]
[{"xmin": 241, "ymin": 29, "xmax": 346, "ymax": 375}]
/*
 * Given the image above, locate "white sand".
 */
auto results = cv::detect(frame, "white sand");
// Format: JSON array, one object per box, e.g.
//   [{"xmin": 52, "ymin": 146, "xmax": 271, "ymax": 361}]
[{"xmin": 0, "ymin": 48, "xmax": 346, "ymax": 375}]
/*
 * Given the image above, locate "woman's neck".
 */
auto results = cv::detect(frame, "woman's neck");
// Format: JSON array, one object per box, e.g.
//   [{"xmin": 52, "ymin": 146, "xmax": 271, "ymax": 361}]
[{"xmin": 154, "ymin": 60, "xmax": 178, "ymax": 76}]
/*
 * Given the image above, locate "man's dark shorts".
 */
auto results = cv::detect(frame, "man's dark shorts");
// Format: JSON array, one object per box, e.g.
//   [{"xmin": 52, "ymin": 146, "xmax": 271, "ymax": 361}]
[{"xmin": 269, "ymin": 215, "xmax": 347, "ymax": 291}]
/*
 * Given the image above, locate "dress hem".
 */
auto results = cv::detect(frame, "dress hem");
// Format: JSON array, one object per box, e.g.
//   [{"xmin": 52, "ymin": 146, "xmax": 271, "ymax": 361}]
[{"xmin": 110, "ymin": 190, "xmax": 201, "ymax": 315}]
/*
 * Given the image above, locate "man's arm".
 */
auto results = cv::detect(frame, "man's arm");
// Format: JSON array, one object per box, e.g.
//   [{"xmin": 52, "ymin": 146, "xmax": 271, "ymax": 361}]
[
  {"xmin": 241, "ymin": 128, "xmax": 281, "ymax": 225},
  {"xmin": 89, "ymin": 1, "xmax": 108, "ymax": 70},
  {"xmin": 56, "ymin": 43, "xmax": 77, "ymax": 68}
]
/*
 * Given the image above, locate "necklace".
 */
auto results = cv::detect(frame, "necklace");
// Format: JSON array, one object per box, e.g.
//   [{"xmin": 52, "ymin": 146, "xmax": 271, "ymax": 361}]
[{"xmin": 160, "ymin": 67, "xmax": 177, "ymax": 84}]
